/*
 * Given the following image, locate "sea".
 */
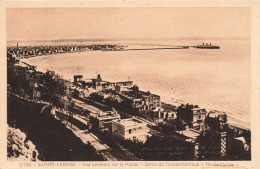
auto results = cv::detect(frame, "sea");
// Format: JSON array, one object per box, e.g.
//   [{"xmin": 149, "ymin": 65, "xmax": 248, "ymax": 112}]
[{"xmin": 15, "ymin": 38, "xmax": 251, "ymax": 129}]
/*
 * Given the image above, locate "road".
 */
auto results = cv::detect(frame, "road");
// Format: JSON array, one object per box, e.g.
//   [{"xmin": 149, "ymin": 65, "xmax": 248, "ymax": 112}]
[
  {"xmin": 56, "ymin": 110, "xmax": 119, "ymax": 161},
  {"xmin": 73, "ymin": 129, "xmax": 118, "ymax": 161}
]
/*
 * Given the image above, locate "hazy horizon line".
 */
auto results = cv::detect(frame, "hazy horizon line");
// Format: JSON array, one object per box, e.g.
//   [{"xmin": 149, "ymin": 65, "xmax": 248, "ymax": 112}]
[{"xmin": 7, "ymin": 36, "xmax": 250, "ymax": 43}]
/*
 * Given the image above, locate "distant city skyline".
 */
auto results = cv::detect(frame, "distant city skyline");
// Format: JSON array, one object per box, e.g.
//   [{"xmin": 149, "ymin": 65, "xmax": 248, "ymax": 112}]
[{"xmin": 7, "ymin": 8, "xmax": 250, "ymax": 41}]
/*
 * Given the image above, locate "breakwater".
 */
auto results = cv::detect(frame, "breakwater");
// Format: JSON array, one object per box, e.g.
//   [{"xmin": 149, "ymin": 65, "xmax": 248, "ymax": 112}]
[{"xmin": 102, "ymin": 46, "xmax": 189, "ymax": 51}]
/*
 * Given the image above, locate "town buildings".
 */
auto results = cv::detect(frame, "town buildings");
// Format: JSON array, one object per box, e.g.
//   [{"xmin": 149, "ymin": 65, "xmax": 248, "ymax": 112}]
[
  {"xmin": 7, "ymin": 44, "xmax": 126, "ymax": 59},
  {"xmin": 152, "ymin": 107, "xmax": 177, "ymax": 124},
  {"xmin": 116, "ymin": 90, "xmax": 161, "ymax": 115},
  {"xmin": 112, "ymin": 117, "xmax": 149, "ymax": 143},
  {"xmin": 89, "ymin": 110, "xmax": 121, "ymax": 132},
  {"xmin": 73, "ymin": 74, "xmax": 133, "ymax": 93},
  {"xmin": 175, "ymin": 108, "xmax": 226, "ymax": 159},
  {"xmin": 175, "ymin": 128, "xmax": 201, "ymax": 159},
  {"xmin": 89, "ymin": 74, "xmax": 133, "ymax": 91},
  {"xmin": 205, "ymin": 110, "xmax": 228, "ymax": 131},
  {"xmin": 177, "ymin": 104, "xmax": 207, "ymax": 129},
  {"xmin": 74, "ymin": 75, "xmax": 83, "ymax": 84},
  {"xmin": 131, "ymin": 91, "xmax": 161, "ymax": 112},
  {"xmin": 174, "ymin": 108, "xmax": 252, "ymax": 159}
]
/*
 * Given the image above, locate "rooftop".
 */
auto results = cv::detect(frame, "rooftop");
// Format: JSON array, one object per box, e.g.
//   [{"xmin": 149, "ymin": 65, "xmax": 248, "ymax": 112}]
[
  {"xmin": 208, "ymin": 110, "xmax": 227, "ymax": 118},
  {"xmin": 113, "ymin": 117, "xmax": 146, "ymax": 127},
  {"xmin": 74, "ymin": 75, "xmax": 83, "ymax": 78},
  {"xmin": 123, "ymin": 90, "xmax": 160, "ymax": 99},
  {"xmin": 176, "ymin": 129, "xmax": 201, "ymax": 139},
  {"xmin": 191, "ymin": 107, "xmax": 206, "ymax": 111},
  {"xmin": 91, "ymin": 111, "xmax": 120, "ymax": 120},
  {"xmin": 137, "ymin": 90, "xmax": 160, "ymax": 97},
  {"xmin": 235, "ymin": 136, "xmax": 246, "ymax": 143}
]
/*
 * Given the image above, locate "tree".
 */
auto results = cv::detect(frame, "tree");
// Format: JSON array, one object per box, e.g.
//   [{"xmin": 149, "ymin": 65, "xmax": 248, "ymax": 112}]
[
  {"xmin": 43, "ymin": 70, "xmax": 70, "ymax": 105},
  {"xmin": 131, "ymin": 85, "xmax": 139, "ymax": 92}
]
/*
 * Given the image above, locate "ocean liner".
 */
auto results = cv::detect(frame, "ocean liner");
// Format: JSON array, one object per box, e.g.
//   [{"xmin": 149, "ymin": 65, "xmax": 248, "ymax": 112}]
[{"xmin": 195, "ymin": 43, "xmax": 220, "ymax": 49}]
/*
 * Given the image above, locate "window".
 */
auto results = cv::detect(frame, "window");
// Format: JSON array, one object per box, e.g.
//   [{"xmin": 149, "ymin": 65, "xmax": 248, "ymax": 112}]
[{"xmin": 129, "ymin": 129, "xmax": 132, "ymax": 134}]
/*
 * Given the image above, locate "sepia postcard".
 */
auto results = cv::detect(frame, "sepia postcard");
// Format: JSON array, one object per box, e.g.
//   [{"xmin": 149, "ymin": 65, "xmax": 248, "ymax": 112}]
[{"xmin": 0, "ymin": 0, "xmax": 260, "ymax": 169}]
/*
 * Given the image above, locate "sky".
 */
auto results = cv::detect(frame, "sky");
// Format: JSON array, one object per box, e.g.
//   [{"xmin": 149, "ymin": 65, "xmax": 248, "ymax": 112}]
[{"xmin": 6, "ymin": 8, "xmax": 250, "ymax": 41}]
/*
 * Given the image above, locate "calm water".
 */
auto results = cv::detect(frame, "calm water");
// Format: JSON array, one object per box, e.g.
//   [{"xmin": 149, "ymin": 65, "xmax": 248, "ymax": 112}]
[{"xmin": 24, "ymin": 39, "xmax": 251, "ymax": 128}]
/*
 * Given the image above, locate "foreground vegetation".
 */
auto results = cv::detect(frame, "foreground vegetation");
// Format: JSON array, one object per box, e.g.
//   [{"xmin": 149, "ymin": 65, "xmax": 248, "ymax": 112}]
[{"xmin": 7, "ymin": 57, "xmax": 103, "ymax": 161}]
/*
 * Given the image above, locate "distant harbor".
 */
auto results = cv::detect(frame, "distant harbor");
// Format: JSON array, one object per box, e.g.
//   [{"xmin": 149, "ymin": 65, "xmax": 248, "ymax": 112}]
[{"xmin": 7, "ymin": 42, "xmax": 219, "ymax": 60}]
